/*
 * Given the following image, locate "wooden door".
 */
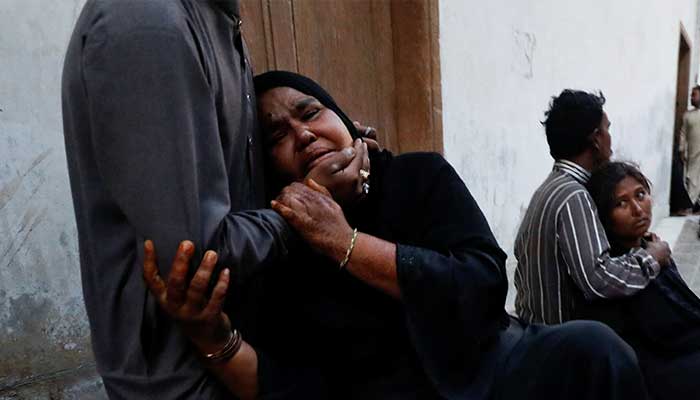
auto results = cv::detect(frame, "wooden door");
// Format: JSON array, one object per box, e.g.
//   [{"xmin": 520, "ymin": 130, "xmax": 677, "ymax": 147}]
[
  {"xmin": 674, "ymin": 26, "xmax": 691, "ymax": 150},
  {"xmin": 240, "ymin": 0, "xmax": 442, "ymax": 154},
  {"xmin": 670, "ymin": 25, "xmax": 693, "ymax": 212}
]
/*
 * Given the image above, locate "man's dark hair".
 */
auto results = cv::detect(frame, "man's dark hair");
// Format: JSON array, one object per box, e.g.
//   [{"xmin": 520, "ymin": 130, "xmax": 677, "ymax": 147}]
[
  {"xmin": 692, "ymin": 85, "xmax": 700, "ymax": 93},
  {"xmin": 587, "ymin": 161, "xmax": 651, "ymax": 235},
  {"xmin": 542, "ymin": 90, "xmax": 606, "ymax": 159}
]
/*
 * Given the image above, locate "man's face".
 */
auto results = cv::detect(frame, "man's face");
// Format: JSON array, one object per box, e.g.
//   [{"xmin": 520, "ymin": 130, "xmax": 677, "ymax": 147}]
[
  {"xmin": 593, "ymin": 112, "xmax": 613, "ymax": 163},
  {"xmin": 691, "ymin": 88, "xmax": 700, "ymax": 108}
]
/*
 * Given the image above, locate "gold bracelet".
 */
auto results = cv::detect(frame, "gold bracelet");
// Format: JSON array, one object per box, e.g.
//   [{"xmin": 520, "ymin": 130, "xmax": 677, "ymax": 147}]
[{"xmin": 339, "ymin": 228, "xmax": 358, "ymax": 270}]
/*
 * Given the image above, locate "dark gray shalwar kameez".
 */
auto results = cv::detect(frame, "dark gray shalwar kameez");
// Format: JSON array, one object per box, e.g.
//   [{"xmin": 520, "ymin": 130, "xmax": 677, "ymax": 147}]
[{"xmin": 61, "ymin": 1, "xmax": 289, "ymax": 398}]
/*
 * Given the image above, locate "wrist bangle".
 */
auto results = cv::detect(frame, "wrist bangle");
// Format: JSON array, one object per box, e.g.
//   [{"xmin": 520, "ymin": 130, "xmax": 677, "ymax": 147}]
[
  {"xmin": 202, "ymin": 329, "xmax": 243, "ymax": 364},
  {"xmin": 339, "ymin": 228, "xmax": 358, "ymax": 270}
]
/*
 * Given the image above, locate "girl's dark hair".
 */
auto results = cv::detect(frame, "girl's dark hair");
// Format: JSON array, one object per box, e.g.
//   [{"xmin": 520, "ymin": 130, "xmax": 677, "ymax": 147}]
[
  {"xmin": 543, "ymin": 90, "xmax": 606, "ymax": 159},
  {"xmin": 587, "ymin": 161, "xmax": 651, "ymax": 234}
]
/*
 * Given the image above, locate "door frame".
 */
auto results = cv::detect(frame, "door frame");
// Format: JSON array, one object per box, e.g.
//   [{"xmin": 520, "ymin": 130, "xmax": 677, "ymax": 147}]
[{"xmin": 240, "ymin": 0, "xmax": 443, "ymax": 154}]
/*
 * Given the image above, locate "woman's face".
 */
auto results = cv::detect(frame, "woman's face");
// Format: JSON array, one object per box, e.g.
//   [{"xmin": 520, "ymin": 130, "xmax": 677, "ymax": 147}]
[
  {"xmin": 257, "ymin": 87, "xmax": 354, "ymax": 183},
  {"xmin": 609, "ymin": 176, "xmax": 652, "ymax": 244}
]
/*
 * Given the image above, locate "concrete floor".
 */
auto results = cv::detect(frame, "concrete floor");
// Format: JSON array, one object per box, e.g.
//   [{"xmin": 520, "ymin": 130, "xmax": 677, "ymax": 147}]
[
  {"xmin": 660, "ymin": 216, "xmax": 700, "ymax": 295},
  {"xmin": 0, "ymin": 367, "xmax": 105, "ymax": 400}
]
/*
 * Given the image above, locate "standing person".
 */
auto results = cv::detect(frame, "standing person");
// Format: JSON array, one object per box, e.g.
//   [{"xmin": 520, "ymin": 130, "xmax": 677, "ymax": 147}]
[
  {"xmin": 514, "ymin": 90, "xmax": 672, "ymax": 325},
  {"xmin": 61, "ymin": 1, "xmax": 367, "ymax": 398},
  {"xmin": 679, "ymin": 85, "xmax": 700, "ymax": 214}
]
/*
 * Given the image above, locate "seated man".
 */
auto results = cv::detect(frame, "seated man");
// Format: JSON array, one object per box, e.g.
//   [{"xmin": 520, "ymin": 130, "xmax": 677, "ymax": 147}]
[{"xmin": 514, "ymin": 90, "xmax": 671, "ymax": 324}]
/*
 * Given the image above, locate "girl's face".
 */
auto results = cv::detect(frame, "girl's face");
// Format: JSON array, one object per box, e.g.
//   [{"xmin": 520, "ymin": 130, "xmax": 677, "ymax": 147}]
[
  {"xmin": 609, "ymin": 176, "xmax": 652, "ymax": 245},
  {"xmin": 257, "ymin": 87, "xmax": 354, "ymax": 184}
]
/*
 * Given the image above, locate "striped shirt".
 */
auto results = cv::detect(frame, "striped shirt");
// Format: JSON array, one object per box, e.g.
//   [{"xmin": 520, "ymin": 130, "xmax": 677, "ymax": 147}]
[{"xmin": 514, "ymin": 160, "xmax": 661, "ymax": 324}]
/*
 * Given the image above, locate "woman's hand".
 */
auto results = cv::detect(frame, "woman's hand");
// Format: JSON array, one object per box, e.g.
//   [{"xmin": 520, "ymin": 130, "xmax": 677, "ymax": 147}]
[
  {"xmin": 353, "ymin": 121, "xmax": 381, "ymax": 151},
  {"xmin": 143, "ymin": 240, "xmax": 232, "ymax": 354},
  {"xmin": 305, "ymin": 139, "xmax": 370, "ymax": 207},
  {"xmin": 271, "ymin": 180, "xmax": 354, "ymax": 264}
]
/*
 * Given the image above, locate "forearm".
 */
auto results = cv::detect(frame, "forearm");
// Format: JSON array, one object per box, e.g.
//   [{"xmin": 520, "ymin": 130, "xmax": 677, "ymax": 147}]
[
  {"xmin": 585, "ymin": 250, "xmax": 660, "ymax": 299},
  {"xmin": 680, "ymin": 123, "xmax": 688, "ymax": 155},
  {"xmin": 564, "ymin": 231, "xmax": 659, "ymax": 300},
  {"xmin": 202, "ymin": 342, "xmax": 259, "ymax": 400},
  {"xmin": 559, "ymin": 194, "xmax": 658, "ymax": 300},
  {"xmin": 199, "ymin": 338, "xmax": 328, "ymax": 399},
  {"xmin": 84, "ymin": 26, "xmax": 292, "ymax": 278},
  {"xmin": 343, "ymin": 233, "xmax": 401, "ymax": 299},
  {"xmin": 211, "ymin": 210, "xmax": 292, "ymax": 283}
]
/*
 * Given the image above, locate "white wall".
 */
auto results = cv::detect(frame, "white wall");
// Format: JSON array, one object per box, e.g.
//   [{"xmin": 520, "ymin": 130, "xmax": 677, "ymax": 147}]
[
  {"xmin": 440, "ymin": 0, "xmax": 699, "ymax": 262},
  {"xmin": 0, "ymin": 0, "xmax": 105, "ymax": 396},
  {"xmin": 0, "ymin": 0, "xmax": 697, "ymax": 394}
]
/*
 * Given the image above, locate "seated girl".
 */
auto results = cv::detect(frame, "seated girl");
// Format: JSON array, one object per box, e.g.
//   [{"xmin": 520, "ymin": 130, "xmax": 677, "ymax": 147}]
[
  {"xmin": 142, "ymin": 71, "xmax": 648, "ymax": 400},
  {"xmin": 586, "ymin": 161, "xmax": 700, "ymax": 400}
]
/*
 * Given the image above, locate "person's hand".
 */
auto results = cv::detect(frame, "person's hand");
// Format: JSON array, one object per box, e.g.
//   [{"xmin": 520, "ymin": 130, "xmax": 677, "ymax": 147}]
[
  {"xmin": 643, "ymin": 232, "xmax": 660, "ymax": 242},
  {"xmin": 305, "ymin": 139, "xmax": 370, "ymax": 207},
  {"xmin": 353, "ymin": 121, "xmax": 381, "ymax": 151},
  {"xmin": 644, "ymin": 234, "xmax": 672, "ymax": 268},
  {"xmin": 143, "ymin": 240, "xmax": 232, "ymax": 353},
  {"xmin": 271, "ymin": 180, "xmax": 354, "ymax": 263}
]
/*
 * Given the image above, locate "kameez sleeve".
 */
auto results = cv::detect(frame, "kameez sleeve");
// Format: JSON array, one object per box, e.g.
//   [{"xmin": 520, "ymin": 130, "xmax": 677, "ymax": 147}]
[
  {"xmin": 82, "ymin": 23, "xmax": 290, "ymax": 283},
  {"xmin": 394, "ymin": 154, "xmax": 508, "ymax": 397},
  {"xmin": 556, "ymin": 190, "xmax": 659, "ymax": 301}
]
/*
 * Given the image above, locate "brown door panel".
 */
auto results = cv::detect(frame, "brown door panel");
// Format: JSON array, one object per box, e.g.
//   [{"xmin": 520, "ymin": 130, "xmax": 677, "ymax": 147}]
[{"xmin": 241, "ymin": 0, "xmax": 442, "ymax": 154}]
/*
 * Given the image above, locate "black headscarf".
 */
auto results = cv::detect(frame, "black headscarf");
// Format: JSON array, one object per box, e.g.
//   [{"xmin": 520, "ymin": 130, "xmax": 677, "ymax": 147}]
[{"xmin": 253, "ymin": 70, "xmax": 360, "ymax": 140}]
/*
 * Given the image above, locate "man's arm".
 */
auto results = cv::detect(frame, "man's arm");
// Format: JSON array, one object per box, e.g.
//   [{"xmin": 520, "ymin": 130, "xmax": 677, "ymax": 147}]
[
  {"xmin": 557, "ymin": 190, "xmax": 661, "ymax": 300},
  {"xmin": 83, "ymin": 24, "xmax": 289, "ymax": 280},
  {"xmin": 680, "ymin": 113, "xmax": 689, "ymax": 162}
]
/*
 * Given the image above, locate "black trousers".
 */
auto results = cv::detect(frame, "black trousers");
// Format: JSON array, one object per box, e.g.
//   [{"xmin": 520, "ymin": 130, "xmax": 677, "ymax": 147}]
[
  {"xmin": 494, "ymin": 319, "xmax": 648, "ymax": 400},
  {"xmin": 671, "ymin": 155, "xmax": 693, "ymax": 212},
  {"xmin": 577, "ymin": 266, "xmax": 700, "ymax": 400},
  {"xmin": 640, "ymin": 350, "xmax": 700, "ymax": 400}
]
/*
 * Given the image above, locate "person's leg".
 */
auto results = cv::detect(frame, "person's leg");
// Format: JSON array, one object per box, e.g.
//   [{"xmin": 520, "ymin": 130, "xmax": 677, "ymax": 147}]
[
  {"xmin": 639, "ymin": 350, "xmax": 700, "ymax": 400},
  {"xmin": 671, "ymin": 154, "xmax": 693, "ymax": 215},
  {"xmin": 495, "ymin": 320, "xmax": 649, "ymax": 400}
]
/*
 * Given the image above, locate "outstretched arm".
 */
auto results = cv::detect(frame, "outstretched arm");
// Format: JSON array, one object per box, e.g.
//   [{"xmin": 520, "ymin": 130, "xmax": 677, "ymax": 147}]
[
  {"xmin": 680, "ymin": 114, "xmax": 689, "ymax": 162},
  {"xmin": 144, "ymin": 240, "xmax": 331, "ymax": 399},
  {"xmin": 83, "ymin": 24, "xmax": 290, "ymax": 282},
  {"xmin": 557, "ymin": 191, "xmax": 662, "ymax": 300}
]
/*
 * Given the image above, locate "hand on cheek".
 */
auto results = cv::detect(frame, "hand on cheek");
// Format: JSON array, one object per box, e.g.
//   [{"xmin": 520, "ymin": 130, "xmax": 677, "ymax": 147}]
[{"xmin": 304, "ymin": 139, "xmax": 370, "ymax": 206}]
